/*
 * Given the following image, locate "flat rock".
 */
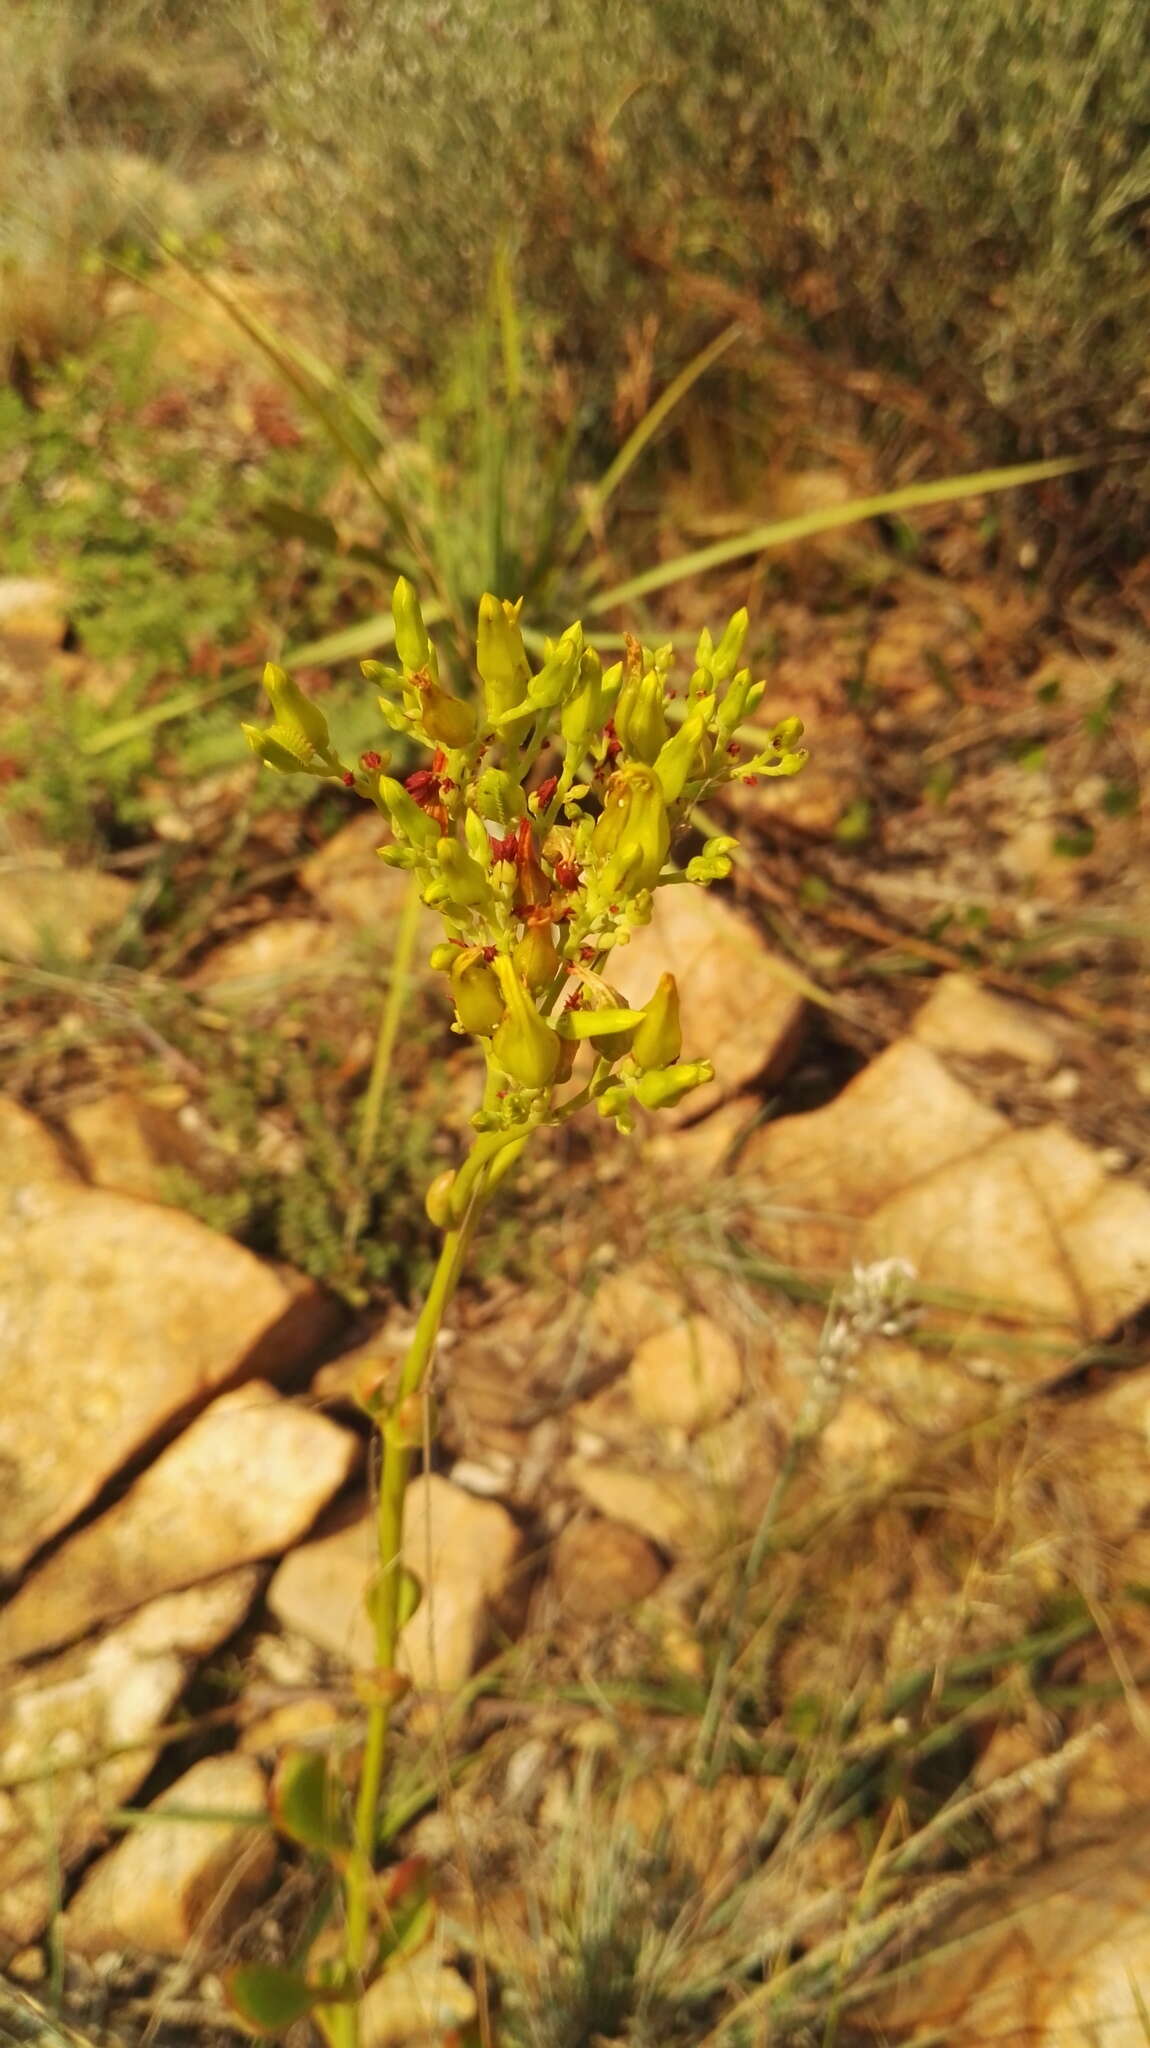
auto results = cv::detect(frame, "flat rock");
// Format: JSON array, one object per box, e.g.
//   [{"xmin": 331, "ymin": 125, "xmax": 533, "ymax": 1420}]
[
  {"xmin": 551, "ymin": 1516, "xmax": 665, "ymax": 1620},
  {"xmin": 564, "ymin": 1459, "xmax": 703, "ymax": 1554},
  {"xmin": 359, "ymin": 1952, "xmax": 477, "ymax": 2047},
  {"xmin": 0, "ymin": 1099, "xmax": 78, "ymax": 1187},
  {"xmin": 62, "ymin": 1090, "xmax": 200, "ymax": 1203},
  {"xmin": 0, "ymin": 1570, "xmax": 261, "ymax": 1955},
  {"xmin": 1054, "ymin": 1369, "xmax": 1150, "ymax": 1543},
  {"xmin": 266, "ymin": 1475, "xmax": 523, "ymax": 1688},
  {"xmin": 862, "ymin": 1817, "xmax": 1150, "ymax": 2048},
  {"xmin": 628, "ymin": 1314, "xmax": 743, "ymax": 1434},
  {"xmin": 740, "ymin": 1038, "xmax": 1007, "ymax": 1269},
  {"xmin": 0, "ymin": 861, "xmax": 134, "ymax": 966},
  {"xmin": 912, "ymin": 971, "xmax": 1060, "ymax": 1070},
  {"xmin": 0, "ymin": 1383, "xmax": 358, "ymax": 1663},
  {"xmin": 859, "ymin": 1123, "xmax": 1150, "ymax": 1352},
  {"xmin": 62, "ymin": 1753, "xmax": 275, "ymax": 1957},
  {"xmin": 0, "ymin": 1107, "xmax": 333, "ymax": 1578},
  {"xmin": 190, "ymin": 917, "xmax": 345, "ymax": 997},
  {"xmin": 607, "ymin": 885, "xmax": 806, "ymax": 1124}
]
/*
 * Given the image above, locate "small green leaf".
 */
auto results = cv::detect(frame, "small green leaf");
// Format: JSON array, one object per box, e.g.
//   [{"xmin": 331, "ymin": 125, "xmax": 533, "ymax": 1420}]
[
  {"xmin": 1053, "ymin": 824, "xmax": 1096, "ymax": 859},
  {"xmin": 226, "ymin": 1964, "xmax": 350, "ymax": 2035},
  {"xmin": 257, "ymin": 499, "xmax": 342, "ymax": 552},
  {"xmin": 270, "ymin": 1750, "xmax": 352, "ymax": 1863}
]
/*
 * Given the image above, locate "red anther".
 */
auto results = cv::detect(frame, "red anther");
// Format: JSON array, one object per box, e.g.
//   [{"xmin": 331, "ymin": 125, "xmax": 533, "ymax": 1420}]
[
  {"xmin": 341, "ymin": 771, "xmax": 356, "ymax": 787},
  {"xmin": 480, "ymin": 944, "xmax": 498, "ymax": 962},
  {"xmin": 440, "ymin": 777, "xmax": 457, "ymax": 792},
  {"xmin": 360, "ymin": 750, "xmax": 383, "ymax": 771},
  {"xmin": 579, "ymin": 946, "xmax": 597, "ymax": 963},
  {"xmin": 404, "ymin": 767, "xmax": 438, "ymax": 799},
  {"xmin": 532, "ymin": 773, "xmax": 559, "ymax": 811},
  {"xmin": 431, "ymin": 750, "xmax": 447, "ymax": 773},
  {"xmin": 564, "ymin": 988, "xmax": 585, "ymax": 1010},
  {"xmin": 727, "ymin": 742, "xmax": 742, "ymax": 757},
  {"xmin": 746, "ymin": 775, "xmax": 760, "ymax": 787},
  {"xmin": 553, "ymin": 857, "xmax": 582, "ymax": 889},
  {"xmin": 490, "ymin": 831, "xmax": 517, "ymax": 864}
]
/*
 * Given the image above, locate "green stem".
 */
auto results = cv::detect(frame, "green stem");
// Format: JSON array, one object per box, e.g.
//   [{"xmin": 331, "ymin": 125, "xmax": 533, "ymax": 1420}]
[{"xmin": 343, "ymin": 1195, "xmax": 481, "ymax": 1976}]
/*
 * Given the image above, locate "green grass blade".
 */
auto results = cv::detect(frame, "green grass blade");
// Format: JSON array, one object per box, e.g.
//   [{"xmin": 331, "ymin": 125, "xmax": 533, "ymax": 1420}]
[
  {"xmin": 79, "ymin": 607, "xmax": 443, "ymax": 757},
  {"xmin": 587, "ymin": 453, "xmax": 1104, "ymax": 613},
  {"xmin": 565, "ymin": 321, "xmax": 743, "ymax": 563}
]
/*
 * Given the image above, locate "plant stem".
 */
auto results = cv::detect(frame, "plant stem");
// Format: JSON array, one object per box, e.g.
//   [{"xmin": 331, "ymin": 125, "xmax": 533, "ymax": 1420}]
[{"xmin": 344, "ymin": 1198, "xmax": 481, "ymax": 1973}]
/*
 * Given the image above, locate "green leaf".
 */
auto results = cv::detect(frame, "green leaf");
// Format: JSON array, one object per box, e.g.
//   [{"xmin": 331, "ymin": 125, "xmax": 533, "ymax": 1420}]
[
  {"xmin": 226, "ymin": 1965, "xmax": 352, "ymax": 2035},
  {"xmin": 78, "ymin": 606, "xmax": 445, "ymax": 758},
  {"xmin": 270, "ymin": 1750, "xmax": 352, "ymax": 1863},
  {"xmin": 587, "ymin": 454, "xmax": 1104, "ymax": 614},
  {"xmin": 565, "ymin": 322, "xmax": 743, "ymax": 563},
  {"xmin": 256, "ymin": 500, "xmax": 342, "ymax": 552}
]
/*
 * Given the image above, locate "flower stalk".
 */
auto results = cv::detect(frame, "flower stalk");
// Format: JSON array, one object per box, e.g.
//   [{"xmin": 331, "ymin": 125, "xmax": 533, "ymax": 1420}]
[{"xmin": 236, "ymin": 573, "xmax": 807, "ymax": 2040}]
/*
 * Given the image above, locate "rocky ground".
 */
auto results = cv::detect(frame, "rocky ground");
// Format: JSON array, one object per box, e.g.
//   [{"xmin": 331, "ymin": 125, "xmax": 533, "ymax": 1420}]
[{"xmin": 2, "ymin": 309, "xmax": 1150, "ymax": 2046}]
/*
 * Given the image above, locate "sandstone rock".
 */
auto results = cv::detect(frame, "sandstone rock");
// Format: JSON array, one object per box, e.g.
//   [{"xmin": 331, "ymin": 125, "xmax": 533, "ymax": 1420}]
[
  {"xmin": 587, "ymin": 1260, "xmax": 686, "ymax": 1365},
  {"xmin": 239, "ymin": 1695, "xmax": 342, "ymax": 1757},
  {"xmin": 740, "ymin": 1038, "xmax": 1006, "ymax": 1269},
  {"xmin": 0, "ymin": 1570, "xmax": 260, "ymax": 1954},
  {"xmin": 358, "ymin": 1953, "xmax": 477, "ymax": 2048},
  {"xmin": 816, "ymin": 1392, "xmax": 916, "ymax": 1490},
  {"xmin": 643, "ymin": 1094, "xmax": 763, "ymax": 1177},
  {"xmin": 628, "ymin": 1314, "xmax": 743, "ymax": 1434},
  {"xmin": 551, "ymin": 1517, "xmax": 665, "ymax": 1621},
  {"xmin": 299, "ymin": 810, "xmax": 438, "ymax": 948},
  {"xmin": 912, "ymin": 971, "xmax": 1059, "ymax": 1070},
  {"xmin": 862, "ymin": 1818, "xmax": 1150, "ymax": 2048},
  {"xmin": 62, "ymin": 1090, "xmax": 197, "ymax": 1203},
  {"xmin": 1055, "ymin": 1368, "xmax": 1150, "ymax": 1543},
  {"xmin": 564, "ymin": 1460, "xmax": 702, "ymax": 1554},
  {"xmin": 190, "ymin": 917, "xmax": 344, "ymax": 996},
  {"xmin": 860, "ymin": 1124, "xmax": 1150, "ymax": 1353},
  {"xmin": 0, "ymin": 1110, "xmax": 333, "ymax": 1578},
  {"xmin": 0, "ymin": 861, "xmax": 134, "ymax": 966},
  {"xmin": 62, "ymin": 1754, "xmax": 275, "ymax": 1957},
  {"xmin": 607, "ymin": 885, "xmax": 806, "ymax": 1123},
  {"xmin": 267, "ymin": 1476, "xmax": 523, "ymax": 1688},
  {"xmin": 0, "ymin": 1383, "xmax": 358, "ymax": 1663},
  {"xmin": 0, "ymin": 1099, "xmax": 78, "ymax": 1187}
]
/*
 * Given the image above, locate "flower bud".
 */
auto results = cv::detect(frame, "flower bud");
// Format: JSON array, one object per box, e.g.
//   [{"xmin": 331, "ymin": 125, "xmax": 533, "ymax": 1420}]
[
  {"xmin": 419, "ymin": 680, "xmax": 476, "ymax": 750},
  {"xmin": 428, "ymin": 942, "xmax": 458, "ymax": 973},
  {"xmin": 473, "ymin": 767, "xmax": 526, "ymax": 828},
  {"xmin": 241, "ymin": 723, "xmax": 315, "ymax": 774},
  {"xmin": 262, "ymin": 663, "xmax": 333, "ymax": 758},
  {"xmin": 477, "ymin": 594, "xmax": 530, "ymax": 729},
  {"xmin": 711, "ymin": 607, "xmax": 749, "ymax": 684},
  {"xmin": 560, "ymin": 648, "xmax": 604, "ymax": 748},
  {"xmin": 491, "ymin": 957, "xmax": 561, "ymax": 1090},
  {"xmin": 524, "ymin": 624, "xmax": 583, "ymax": 712},
  {"xmin": 654, "ymin": 705, "xmax": 711, "ymax": 804},
  {"xmin": 436, "ymin": 837, "xmax": 491, "ymax": 908},
  {"xmin": 451, "ymin": 950, "xmax": 504, "ymax": 1035},
  {"xmin": 630, "ymin": 972, "xmax": 682, "ymax": 1071},
  {"xmin": 614, "ymin": 666, "xmax": 668, "ymax": 765},
  {"xmin": 425, "ymin": 1168, "xmax": 457, "ymax": 1226},
  {"xmin": 376, "ymin": 774, "xmax": 441, "ymax": 848},
  {"xmin": 513, "ymin": 914, "xmax": 560, "ymax": 992},
  {"xmin": 392, "ymin": 576, "xmax": 431, "ymax": 672},
  {"xmin": 634, "ymin": 1060, "xmax": 714, "ymax": 1111},
  {"xmin": 591, "ymin": 763, "xmax": 671, "ymax": 896}
]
